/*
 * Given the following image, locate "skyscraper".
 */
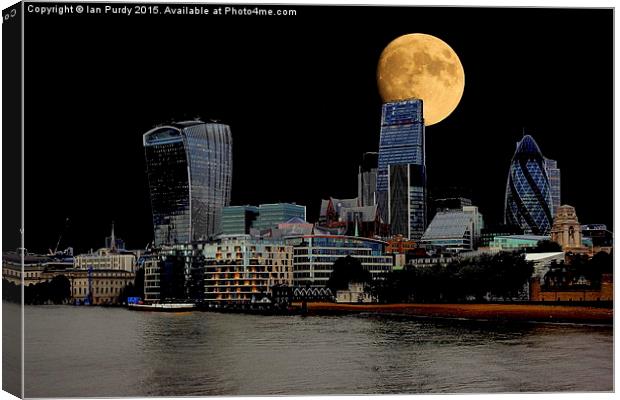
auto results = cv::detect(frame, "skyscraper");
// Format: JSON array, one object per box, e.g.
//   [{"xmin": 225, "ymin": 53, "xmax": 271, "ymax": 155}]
[
  {"xmin": 504, "ymin": 135, "xmax": 553, "ymax": 235},
  {"xmin": 358, "ymin": 152, "xmax": 378, "ymax": 207},
  {"xmin": 377, "ymin": 98, "xmax": 426, "ymax": 239},
  {"xmin": 544, "ymin": 157, "xmax": 561, "ymax": 216},
  {"xmin": 143, "ymin": 121, "xmax": 232, "ymax": 246}
]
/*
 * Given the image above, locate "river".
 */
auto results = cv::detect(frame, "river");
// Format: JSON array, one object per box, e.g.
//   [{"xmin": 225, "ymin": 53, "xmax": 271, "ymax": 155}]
[{"xmin": 20, "ymin": 305, "xmax": 612, "ymax": 397}]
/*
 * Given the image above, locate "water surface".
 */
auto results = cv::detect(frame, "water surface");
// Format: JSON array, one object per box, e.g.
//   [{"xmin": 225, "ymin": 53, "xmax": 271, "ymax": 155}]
[{"xmin": 23, "ymin": 305, "xmax": 613, "ymax": 397}]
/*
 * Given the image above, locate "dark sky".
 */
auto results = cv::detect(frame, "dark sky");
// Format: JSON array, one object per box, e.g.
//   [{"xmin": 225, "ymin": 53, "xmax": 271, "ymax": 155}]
[{"xmin": 20, "ymin": 5, "xmax": 613, "ymax": 254}]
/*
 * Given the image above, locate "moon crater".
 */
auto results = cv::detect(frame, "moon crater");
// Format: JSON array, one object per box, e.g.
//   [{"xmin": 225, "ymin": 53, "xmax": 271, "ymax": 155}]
[{"xmin": 377, "ymin": 33, "xmax": 465, "ymax": 126}]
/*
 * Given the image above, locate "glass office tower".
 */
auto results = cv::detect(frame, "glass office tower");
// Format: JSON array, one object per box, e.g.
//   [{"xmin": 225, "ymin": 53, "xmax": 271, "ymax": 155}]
[
  {"xmin": 143, "ymin": 121, "xmax": 232, "ymax": 246},
  {"xmin": 221, "ymin": 205, "xmax": 259, "ymax": 235},
  {"xmin": 504, "ymin": 135, "xmax": 553, "ymax": 235},
  {"xmin": 253, "ymin": 203, "xmax": 306, "ymax": 231},
  {"xmin": 377, "ymin": 98, "xmax": 426, "ymax": 239},
  {"xmin": 358, "ymin": 152, "xmax": 378, "ymax": 207},
  {"xmin": 544, "ymin": 157, "xmax": 561, "ymax": 216}
]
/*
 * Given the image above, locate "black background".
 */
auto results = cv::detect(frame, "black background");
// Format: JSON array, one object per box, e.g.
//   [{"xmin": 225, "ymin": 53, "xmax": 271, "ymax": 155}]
[{"xmin": 21, "ymin": 4, "xmax": 613, "ymax": 253}]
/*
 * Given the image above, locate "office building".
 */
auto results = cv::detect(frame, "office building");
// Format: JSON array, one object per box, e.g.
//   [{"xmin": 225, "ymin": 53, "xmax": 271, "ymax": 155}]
[
  {"xmin": 421, "ymin": 206, "xmax": 483, "ymax": 253},
  {"xmin": 428, "ymin": 187, "xmax": 473, "ymax": 222},
  {"xmin": 581, "ymin": 224, "xmax": 613, "ymax": 247},
  {"xmin": 146, "ymin": 242, "xmax": 207, "ymax": 302},
  {"xmin": 221, "ymin": 205, "xmax": 259, "ymax": 235},
  {"xmin": 142, "ymin": 254, "xmax": 162, "ymax": 302},
  {"xmin": 358, "ymin": 152, "xmax": 378, "ymax": 207},
  {"xmin": 377, "ymin": 98, "xmax": 426, "ymax": 240},
  {"xmin": 479, "ymin": 224, "xmax": 524, "ymax": 248},
  {"xmin": 143, "ymin": 121, "xmax": 232, "ymax": 246},
  {"xmin": 463, "ymin": 205, "xmax": 484, "ymax": 244},
  {"xmin": 253, "ymin": 203, "xmax": 306, "ymax": 231},
  {"xmin": 389, "ymin": 164, "xmax": 426, "ymax": 239},
  {"xmin": 544, "ymin": 158, "xmax": 561, "ymax": 216},
  {"xmin": 490, "ymin": 234, "xmax": 550, "ymax": 251},
  {"xmin": 504, "ymin": 135, "xmax": 554, "ymax": 235},
  {"xmin": 284, "ymin": 235, "xmax": 393, "ymax": 287}
]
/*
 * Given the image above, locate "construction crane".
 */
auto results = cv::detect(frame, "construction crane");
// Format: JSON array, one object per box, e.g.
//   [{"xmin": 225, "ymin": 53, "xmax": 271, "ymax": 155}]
[{"xmin": 49, "ymin": 217, "xmax": 70, "ymax": 255}]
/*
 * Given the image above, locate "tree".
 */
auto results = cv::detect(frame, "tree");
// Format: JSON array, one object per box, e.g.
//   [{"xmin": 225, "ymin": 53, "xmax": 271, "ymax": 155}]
[
  {"xmin": 373, "ymin": 251, "xmax": 534, "ymax": 303},
  {"xmin": 590, "ymin": 251, "xmax": 613, "ymax": 274},
  {"xmin": 327, "ymin": 256, "xmax": 371, "ymax": 294},
  {"xmin": 370, "ymin": 267, "xmax": 416, "ymax": 303},
  {"xmin": 2, "ymin": 279, "xmax": 21, "ymax": 303},
  {"xmin": 48, "ymin": 275, "xmax": 71, "ymax": 304},
  {"xmin": 486, "ymin": 251, "xmax": 534, "ymax": 299},
  {"xmin": 409, "ymin": 262, "xmax": 448, "ymax": 303}
]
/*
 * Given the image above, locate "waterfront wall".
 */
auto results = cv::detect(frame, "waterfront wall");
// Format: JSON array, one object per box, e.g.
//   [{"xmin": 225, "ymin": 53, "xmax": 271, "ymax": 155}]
[{"xmin": 529, "ymin": 273, "xmax": 613, "ymax": 302}]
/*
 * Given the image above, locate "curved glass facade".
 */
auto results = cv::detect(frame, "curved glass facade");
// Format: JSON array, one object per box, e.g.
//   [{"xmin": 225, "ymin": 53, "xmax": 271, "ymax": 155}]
[
  {"xmin": 143, "ymin": 121, "xmax": 232, "ymax": 246},
  {"xmin": 504, "ymin": 135, "xmax": 553, "ymax": 235}
]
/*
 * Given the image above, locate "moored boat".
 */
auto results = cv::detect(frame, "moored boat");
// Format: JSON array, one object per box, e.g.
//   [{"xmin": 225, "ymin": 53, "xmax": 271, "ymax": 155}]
[{"xmin": 127, "ymin": 303, "xmax": 196, "ymax": 312}]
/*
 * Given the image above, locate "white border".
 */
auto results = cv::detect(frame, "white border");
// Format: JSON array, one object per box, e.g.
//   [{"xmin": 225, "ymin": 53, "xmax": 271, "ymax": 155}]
[{"xmin": 0, "ymin": 2, "xmax": 616, "ymax": 400}]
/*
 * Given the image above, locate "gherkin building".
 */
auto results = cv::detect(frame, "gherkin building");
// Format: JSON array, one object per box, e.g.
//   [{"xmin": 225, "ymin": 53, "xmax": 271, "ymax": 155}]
[{"xmin": 504, "ymin": 135, "xmax": 553, "ymax": 235}]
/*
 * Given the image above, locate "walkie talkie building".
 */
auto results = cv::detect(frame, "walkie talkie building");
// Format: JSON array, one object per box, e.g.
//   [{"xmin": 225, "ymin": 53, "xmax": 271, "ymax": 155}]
[
  {"xmin": 504, "ymin": 135, "xmax": 553, "ymax": 235},
  {"xmin": 143, "ymin": 121, "xmax": 233, "ymax": 246},
  {"xmin": 376, "ymin": 98, "xmax": 427, "ymax": 240}
]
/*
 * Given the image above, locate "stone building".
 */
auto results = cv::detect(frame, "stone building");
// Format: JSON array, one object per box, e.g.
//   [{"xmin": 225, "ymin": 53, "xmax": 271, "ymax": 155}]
[
  {"xmin": 74, "ymin": 248, "xmax": 137, "ymax": 273},
  {"xmin": 530, "ymin": 273, "xmax": 613, "ymax": 302},
  {"xmin": 2, "ymin": 250, "xmax": 134, "ymax": 305},
  {"xmin": 58, "ymin": 269, "xmax": 135, "ymax": 305},
  {"xmin": 550, "ymin": 205, "xmax": 590, "ymax": 255}
]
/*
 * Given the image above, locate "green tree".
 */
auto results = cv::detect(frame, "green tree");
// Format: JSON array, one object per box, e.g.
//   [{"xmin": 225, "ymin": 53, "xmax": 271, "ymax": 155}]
[{"xmin": 327, "ymin": 256, "xmax": 371, "ymax": 294}]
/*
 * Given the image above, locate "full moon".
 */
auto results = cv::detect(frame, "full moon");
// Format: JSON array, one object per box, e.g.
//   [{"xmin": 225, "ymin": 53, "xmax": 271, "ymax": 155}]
[{"xmin": 377, "ymin": 33, "xmax": 465, "ymax": 126}]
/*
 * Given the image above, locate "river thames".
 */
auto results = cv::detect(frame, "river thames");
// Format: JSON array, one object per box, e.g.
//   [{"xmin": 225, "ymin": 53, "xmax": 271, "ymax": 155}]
[{"xmin": 22, "ymin": 305, "xmax": 612, "ymax": 397}]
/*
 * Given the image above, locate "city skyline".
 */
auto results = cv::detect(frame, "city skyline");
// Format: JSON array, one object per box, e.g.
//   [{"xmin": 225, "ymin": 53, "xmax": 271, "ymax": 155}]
[{"xmin": 21, "ymin": 6, "xmax": 612, "ymax": 253}]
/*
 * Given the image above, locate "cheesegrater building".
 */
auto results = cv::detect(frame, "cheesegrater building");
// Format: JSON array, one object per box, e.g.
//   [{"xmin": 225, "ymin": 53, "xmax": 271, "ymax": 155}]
[
  {"xmin": 504, "ymin": 134, "xmax": 554, "ymax": 235},
  {"xmin": 143, "ymin": 121, "xmax": 233, "ymax": 246},
  {"xmin": 376, "ymin": 98, "xmax": 427, "ymax": 240}
]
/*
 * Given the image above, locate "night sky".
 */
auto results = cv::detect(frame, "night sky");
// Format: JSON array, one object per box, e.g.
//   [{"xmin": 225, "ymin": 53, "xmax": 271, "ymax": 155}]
[{"xmin": 20, "ymin": 5, "xmax": 613, "ymax": 254}]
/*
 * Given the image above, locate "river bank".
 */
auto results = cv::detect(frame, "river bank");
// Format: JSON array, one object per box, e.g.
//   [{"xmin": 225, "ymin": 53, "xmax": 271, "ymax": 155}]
[{"xmin": 300, "ymin": 302, "xmax": 613, "ymax": 324}]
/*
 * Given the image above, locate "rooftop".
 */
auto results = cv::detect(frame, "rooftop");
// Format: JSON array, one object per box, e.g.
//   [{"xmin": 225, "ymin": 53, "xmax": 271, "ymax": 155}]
[{"xmin": 494, "ymin": 235, "xmax": 550, "ymax": 241}]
